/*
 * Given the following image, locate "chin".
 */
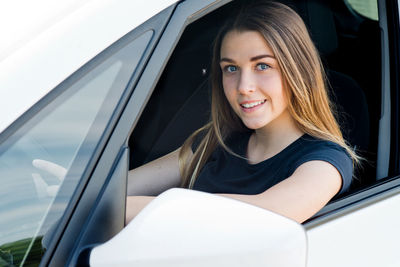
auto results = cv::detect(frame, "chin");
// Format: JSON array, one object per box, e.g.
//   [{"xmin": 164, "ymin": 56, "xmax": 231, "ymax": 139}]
[{"xmin": 242, "ymin": 121, "xmax": 269, "ymax": 130}]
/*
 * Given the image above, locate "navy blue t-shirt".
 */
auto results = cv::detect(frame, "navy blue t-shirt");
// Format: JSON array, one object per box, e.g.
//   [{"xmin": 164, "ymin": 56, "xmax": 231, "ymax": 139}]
[{"xmin": 192, "ymin": 131, "xmax": 353, "ymax": 196}]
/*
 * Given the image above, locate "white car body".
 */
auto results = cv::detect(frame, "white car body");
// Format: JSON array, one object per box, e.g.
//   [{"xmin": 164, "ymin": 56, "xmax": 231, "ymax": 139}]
[{"xmin": 0, "ymin": 0, "xmax": 177, "ymax": 133}]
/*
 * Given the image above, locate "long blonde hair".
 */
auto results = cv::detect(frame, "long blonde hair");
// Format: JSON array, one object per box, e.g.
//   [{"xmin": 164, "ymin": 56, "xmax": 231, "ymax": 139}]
[{"xmin": 179, "ymin": 1, "xmax": 359, "ymax": 188}]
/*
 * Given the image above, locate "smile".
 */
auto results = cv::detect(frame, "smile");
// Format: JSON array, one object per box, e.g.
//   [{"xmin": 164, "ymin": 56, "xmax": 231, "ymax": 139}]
[{"xmin": 240, "ymin": 100, "xmax": 266, "ymax": 109}]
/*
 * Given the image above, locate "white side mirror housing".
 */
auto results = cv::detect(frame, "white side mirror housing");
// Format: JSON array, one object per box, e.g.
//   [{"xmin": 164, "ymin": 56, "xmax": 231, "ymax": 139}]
[{"xmin": 90, "ymin": 188, "xmax": 307, "ymax": 267}]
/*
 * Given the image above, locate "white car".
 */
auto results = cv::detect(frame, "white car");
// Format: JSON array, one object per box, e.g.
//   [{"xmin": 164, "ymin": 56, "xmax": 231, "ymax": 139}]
[{"xmin": 0, "ymin": 0, "xmax": 398, "ymax": 266}]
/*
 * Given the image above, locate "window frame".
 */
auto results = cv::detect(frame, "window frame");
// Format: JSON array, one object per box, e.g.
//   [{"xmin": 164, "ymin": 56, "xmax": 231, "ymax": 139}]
[
  {"xmin": 129, "ymin": 0, "xmax": 398, "ymax": 229},
  {"xmin": 387, "ymin": 0, "xmax": 400, "ymax": 174}
]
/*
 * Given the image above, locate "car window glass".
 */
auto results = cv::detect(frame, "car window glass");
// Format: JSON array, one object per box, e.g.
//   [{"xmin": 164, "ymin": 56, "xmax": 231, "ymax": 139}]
[
  {"xmin": 346, "ymin": 0, "xmax": 379, "ymax": 20},
  {"xmin": 0, "ymin": 31, "xmax": 152, "ymax": 266}
]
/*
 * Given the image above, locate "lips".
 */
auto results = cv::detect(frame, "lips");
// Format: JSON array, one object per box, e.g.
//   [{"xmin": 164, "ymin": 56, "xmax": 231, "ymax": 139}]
[{"xmin": 240, "ymin": 99, "xmax": 266, "ymax": 109}]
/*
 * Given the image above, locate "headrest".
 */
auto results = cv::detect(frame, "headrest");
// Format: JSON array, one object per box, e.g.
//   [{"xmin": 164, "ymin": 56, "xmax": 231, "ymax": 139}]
[{"xmin": 282, "ymin": 0, "xmax": 338, "ymax": 56}]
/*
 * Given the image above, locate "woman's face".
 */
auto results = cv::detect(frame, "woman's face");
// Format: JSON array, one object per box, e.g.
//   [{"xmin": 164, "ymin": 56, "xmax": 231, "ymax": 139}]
[{"xmin": 220, "ymin": 30, "xmax": 290, "ymax": 132}]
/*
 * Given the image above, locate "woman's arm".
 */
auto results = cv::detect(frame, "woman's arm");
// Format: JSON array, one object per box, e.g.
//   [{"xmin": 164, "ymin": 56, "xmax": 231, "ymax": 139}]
[
  {"xmin": 219, "ymin": 160, "xmax": 342, "ymax": 223},
  {"xmin": 126, "ymin": 147, "xmax": 192, "ymax": 224},
  {"xmin": 126, "ymin": 195, "xmax": 155, "ymax": 224},
  {"xmin": 127, "ymin": 148, "xmax": 186, "ymax": 196},
  {"xmin": 126, "ymin": 159, "xmax": 341, "ymax": 224}
]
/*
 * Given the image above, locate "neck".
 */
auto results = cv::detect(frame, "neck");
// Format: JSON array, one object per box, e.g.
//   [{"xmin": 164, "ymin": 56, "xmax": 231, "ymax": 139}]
[{"xmin": 248, "ymin": 110, "xmax": 304, "ymax": 162}]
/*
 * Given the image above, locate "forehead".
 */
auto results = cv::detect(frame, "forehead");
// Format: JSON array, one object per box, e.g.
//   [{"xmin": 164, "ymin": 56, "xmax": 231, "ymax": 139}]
[{"xmin": 220, "ymin": 30, "xmax": 274, "ymax": 58}]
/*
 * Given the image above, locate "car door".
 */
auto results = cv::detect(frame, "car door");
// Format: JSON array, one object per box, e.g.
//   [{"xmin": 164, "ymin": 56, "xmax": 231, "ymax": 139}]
[{"xmin": 0, "ymin": 3, "xmax": 176, "ymax": 267}]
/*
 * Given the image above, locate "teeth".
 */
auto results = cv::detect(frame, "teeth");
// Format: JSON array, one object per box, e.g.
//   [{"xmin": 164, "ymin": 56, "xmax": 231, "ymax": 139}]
[{"xmin": 241, "ymin": 100, "xmax": 266, "ymax": 108}]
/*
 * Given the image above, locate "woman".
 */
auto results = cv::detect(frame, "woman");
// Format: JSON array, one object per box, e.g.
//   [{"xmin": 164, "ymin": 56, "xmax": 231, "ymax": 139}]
[{"xmin": 126, "ymin": 0, "xmax": 358, "ymax": 224}]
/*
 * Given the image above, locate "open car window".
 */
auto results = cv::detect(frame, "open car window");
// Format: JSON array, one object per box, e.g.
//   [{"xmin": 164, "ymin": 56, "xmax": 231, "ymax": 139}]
[
  {"xmin": 129, "ymin": 0, "xmax": 385, "ymax": 204},
  {"xmin": 121, "ymin": 2, "xmax": 400, "ymax": 246}
]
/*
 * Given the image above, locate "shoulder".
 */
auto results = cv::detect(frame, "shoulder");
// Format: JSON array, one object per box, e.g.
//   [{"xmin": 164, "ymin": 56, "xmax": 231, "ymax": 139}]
[
  {"xmin": 297, "ymin": 135, "xmax": 353, "ymax": 167},
  {"xmin": 290, "ymin": 135, "xmax": 353, "ymax": 195}
]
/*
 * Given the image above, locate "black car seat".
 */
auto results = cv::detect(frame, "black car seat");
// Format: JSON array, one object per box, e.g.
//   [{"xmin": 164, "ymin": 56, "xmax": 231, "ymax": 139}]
[
  {"xmin": 129, "ymin": 14, "xmax": 217, "ymax": 168},
  {"xmin": 286, "ymin": 0, "xmax": 373, "ymax": 188}
]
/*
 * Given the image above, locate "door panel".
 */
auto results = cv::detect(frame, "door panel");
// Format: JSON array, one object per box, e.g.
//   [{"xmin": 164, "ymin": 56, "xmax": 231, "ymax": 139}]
[{"xmin": 307, "ymin": 189, "xmax": 400, "ymax": 267}]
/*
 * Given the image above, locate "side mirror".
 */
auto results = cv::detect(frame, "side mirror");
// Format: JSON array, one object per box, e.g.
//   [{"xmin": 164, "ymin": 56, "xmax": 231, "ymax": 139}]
[{"xmin": 90, "ymin": 188, "xmax": 307, "ymax": 267}]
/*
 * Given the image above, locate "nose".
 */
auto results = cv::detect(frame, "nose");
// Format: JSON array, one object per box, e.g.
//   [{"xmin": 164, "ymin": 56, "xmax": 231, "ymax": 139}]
[{"xmin": 237, "ymin": 69, "xmax": 256, "ymax": 95}]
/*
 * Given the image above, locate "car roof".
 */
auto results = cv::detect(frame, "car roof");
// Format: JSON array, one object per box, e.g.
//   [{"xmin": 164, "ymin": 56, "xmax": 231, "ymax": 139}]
[{"xmin": 0, "ymin": 0, "xmax": 177, "ymax": 134}]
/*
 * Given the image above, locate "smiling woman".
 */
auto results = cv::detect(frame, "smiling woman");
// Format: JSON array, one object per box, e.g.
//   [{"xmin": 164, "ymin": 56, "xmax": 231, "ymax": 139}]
[
  {"xmin": 127, "ymin": 0, "xmax": 358, "ymax": 224},
  {"xmin": 219, "ymin": 30, "xmax": 291, "ymax": 133}
]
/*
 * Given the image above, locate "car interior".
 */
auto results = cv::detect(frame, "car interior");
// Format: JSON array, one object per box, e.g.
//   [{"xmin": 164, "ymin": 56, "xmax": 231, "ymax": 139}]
[{"xmin": 129, "ymin": 0, "xmax": 381, "ymax": 202}]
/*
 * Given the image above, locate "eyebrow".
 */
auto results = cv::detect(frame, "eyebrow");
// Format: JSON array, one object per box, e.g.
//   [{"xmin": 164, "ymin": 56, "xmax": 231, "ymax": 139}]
[
  {"xmin": 250, "ymin": 54, "xmax": 275, "ymax": 61},
  {"xmin": 220, "ymin": 54, "xmax": 275, "ymax": 63}
]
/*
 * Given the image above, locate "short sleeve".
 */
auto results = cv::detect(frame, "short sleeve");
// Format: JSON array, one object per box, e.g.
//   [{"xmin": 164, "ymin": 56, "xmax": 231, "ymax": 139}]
[{"xmin": 291, "ymin": 143, "xmax": 353, "ymax": 195}]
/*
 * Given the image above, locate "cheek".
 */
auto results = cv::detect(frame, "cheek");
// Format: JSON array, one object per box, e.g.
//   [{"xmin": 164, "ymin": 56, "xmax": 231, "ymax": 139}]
[
  {"xmin": 222, "ymin": 75, "xmax": 236, "ymax": 91},
  {"xmin": 260, "ymin": 75, "xmax": 286, "ymax": 102},
  {"xmin": 222, "ymin": 76, "xmax": 237, "ymax": 103},
  {"xmin": 273, "ymin": 89, "xmax": 289, "ymax": 112}
]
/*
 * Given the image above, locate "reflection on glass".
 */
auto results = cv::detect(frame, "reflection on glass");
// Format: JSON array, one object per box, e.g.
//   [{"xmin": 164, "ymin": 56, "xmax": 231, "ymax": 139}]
[
  {"xmin": 346, "ymin": 0, "xmax": 378, "ymax": 20},
  {"xmin": 0, "ymin": 30, "xmax": 153, "ymax": 266}
]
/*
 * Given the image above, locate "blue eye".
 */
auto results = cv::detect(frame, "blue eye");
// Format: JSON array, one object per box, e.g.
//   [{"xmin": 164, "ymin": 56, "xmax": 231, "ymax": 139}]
[
  {"xmin": 256, "ymin": 63, "xmax": 270, "ymax": 71},
  {"xmin": 224, "ymin": 65, "xmax": 237, "ymax": 73}
]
